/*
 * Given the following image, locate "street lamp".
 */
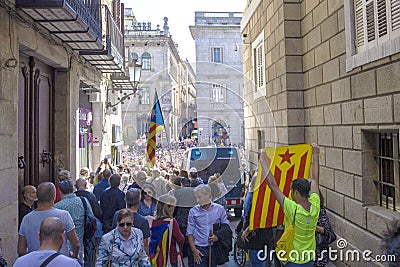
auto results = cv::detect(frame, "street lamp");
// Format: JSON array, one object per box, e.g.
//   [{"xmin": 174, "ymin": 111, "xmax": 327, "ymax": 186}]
[
  {"xmin": 128, "ymin": 59, "xmax": 142, "ymax": 89},
  {"xmin": 107, "ymin": 59, "xmax": 142, "ymax": 111}
]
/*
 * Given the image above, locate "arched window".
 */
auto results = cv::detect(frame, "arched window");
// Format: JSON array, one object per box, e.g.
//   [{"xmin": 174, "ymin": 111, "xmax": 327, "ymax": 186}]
[
  {"xmin": 142, "ymin": 52, "xmax": 151, "ymax": 70},
  {"xmin": 130, "ymin": 52, "xmax": 138, "ymax": 62}
]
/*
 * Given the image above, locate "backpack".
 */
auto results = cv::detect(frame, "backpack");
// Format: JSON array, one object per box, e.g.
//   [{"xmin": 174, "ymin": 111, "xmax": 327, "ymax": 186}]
[{"xmin": 79, "ymin": 196, "xmax": 97, "ymax": 243}]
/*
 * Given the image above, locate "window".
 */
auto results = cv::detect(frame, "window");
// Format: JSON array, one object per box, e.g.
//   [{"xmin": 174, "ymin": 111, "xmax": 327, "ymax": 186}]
[
  {"xmin": 257, "ymin": 130, "xmax": 265, "ymax": 149},
  {"xmin": 211, "ymin": 48, "xmax": 223, "ymax": 63},
  {"xmin": 131, "ymin": 52, "xmax": 138, "ymax": 61},
  {"xmin": 376, "ymin": 132, "xmax": 400, "ymax": 210},
  {"xmin": 139, "ymin": 88, "xmax": 150, "ymax": 105},
  {"xmin": 252, "ymin": 31, "xmax": 266, "ymax": 98},
  {"xmin": 254, "ymin": 45, "xmax": 264, "ymax": 91},
  {"xmin": 142, "ymin": 52, "xmax": 151, "ymax": 70},
  {"xmin": 212, "ymin": 84, "xmax": 225, "ymax": 103},
  {"xmin": 169, "ymin": 55, "xmax": 178, "ymax": 81},
  {"xmin": 138, "ymin": 116, "xmax": 149, "ymax": 136},
  {"xmin": 345, "ymin": 0, "xmax": 400, "ymax": 70}
]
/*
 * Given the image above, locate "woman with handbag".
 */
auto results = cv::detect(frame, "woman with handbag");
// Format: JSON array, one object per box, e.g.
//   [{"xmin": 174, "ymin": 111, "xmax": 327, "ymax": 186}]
[
  {"xmin": 314, "ymin": 193, "xmax": 336, "ymax": 267},
  {"xmin": 150, "ymin": 194, "xmax": 185, "ymax": 267},
  {"xmin": 96, "ymin": 209, "xmax": 150, "ymax": 267}
]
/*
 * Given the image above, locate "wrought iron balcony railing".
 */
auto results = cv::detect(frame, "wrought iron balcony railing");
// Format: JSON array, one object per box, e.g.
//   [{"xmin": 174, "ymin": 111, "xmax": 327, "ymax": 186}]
[
  {"xmin": 80, "ymin": 5, "xmax": 124, "ymax": 73},
  {"xmin": 16, "ymin": 0, "xmax": 103, "ymax": 50}
]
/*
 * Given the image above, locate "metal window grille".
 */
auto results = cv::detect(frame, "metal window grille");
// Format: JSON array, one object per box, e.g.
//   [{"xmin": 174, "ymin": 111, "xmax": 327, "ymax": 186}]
[{"xmin": 375, "ymin": 132, "xmax": 400, "ymax": 211}]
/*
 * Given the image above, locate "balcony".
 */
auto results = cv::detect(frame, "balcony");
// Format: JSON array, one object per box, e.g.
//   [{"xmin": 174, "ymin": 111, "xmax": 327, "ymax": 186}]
[
  {"xmin": 16, "ymin": 0, "xmax": 103, "ymax": 50},
  {"xmin": 80, "ymin": 5, "xmax": 124, "ymax": 73}
]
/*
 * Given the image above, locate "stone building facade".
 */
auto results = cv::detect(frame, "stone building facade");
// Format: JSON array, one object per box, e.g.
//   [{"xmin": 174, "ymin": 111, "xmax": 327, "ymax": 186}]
[
  {"xmin": 190, "ymin": 12, "xmax": 244, "ymax": 147},
  {"xmin": 0, "ymin": 0, "xmax": 127, "ymax": 262},
  {"xmin": 242, "ymin": 0, "xmax": 400, "ymax": 265},
  {"xmin": 122, "ymin": 10, "xmax": 196, "ymax": 145}
]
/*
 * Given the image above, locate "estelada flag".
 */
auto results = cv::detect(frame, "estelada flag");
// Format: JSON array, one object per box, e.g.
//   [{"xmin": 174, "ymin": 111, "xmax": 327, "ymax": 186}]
[
  {"xmin": 249, "ymin": 144, "xmax": 312, "ymax": 230},
  {"xmin": 149, "ymin": 222, "xmax": 169, "ymax": 267},
  {"xmin": 146, "ymin": 91, "xmax": 165, "ymax": 167}
]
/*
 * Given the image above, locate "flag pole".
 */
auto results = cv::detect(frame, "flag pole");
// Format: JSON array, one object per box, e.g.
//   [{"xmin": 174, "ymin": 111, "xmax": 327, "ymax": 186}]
[{"xmin": 157, "ymin": 89, "xmax": 174, "ymax": 170}]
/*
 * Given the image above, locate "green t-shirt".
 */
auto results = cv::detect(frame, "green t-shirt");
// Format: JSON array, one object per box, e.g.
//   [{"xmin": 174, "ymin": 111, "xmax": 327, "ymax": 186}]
[{"xmin": 283, "ymin": 192, "xmax": 320, "ymax": 264}]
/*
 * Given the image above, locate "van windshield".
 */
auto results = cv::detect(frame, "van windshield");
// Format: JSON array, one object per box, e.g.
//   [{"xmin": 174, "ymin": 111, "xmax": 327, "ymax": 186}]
[{"xmin": 190, "ymin": 148, "xmax": 240, "ymax": 190}]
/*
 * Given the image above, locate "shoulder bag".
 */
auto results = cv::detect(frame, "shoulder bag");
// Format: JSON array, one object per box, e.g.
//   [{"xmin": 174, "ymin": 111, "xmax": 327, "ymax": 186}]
[
  {"xmin": 276, "ymin": 208, "xmax": 297, "ymax": 265},
  {"xmin": 316, "ymin": 229, "xmax": 337, "ymax": 247},
  {"xmin": 39, "ymin": 252, "xmax": 60, "ymax": 267},
  {"xmin": 105, "ymin": 231, "xmax": 115, "ymax": 267}
]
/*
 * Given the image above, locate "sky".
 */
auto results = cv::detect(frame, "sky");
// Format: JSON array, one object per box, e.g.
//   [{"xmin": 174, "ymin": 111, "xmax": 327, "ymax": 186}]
[{"xmin": 124, "ymin": 0, "xmax": 247, "ymax": 63}]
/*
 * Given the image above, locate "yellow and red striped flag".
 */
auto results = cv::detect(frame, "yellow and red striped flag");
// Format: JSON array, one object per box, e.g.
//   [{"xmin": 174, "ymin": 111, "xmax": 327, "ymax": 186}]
[
  {"xmin": 249, "ymin": 144, "xmax": 312, "ymax": 230},
  {"xmin": 149, "ymin": 222, "xmax": 169, "ymax": 267},
  {"xmin": 146, "ymin": 91, "xmax": 165, "ymax": 167}
]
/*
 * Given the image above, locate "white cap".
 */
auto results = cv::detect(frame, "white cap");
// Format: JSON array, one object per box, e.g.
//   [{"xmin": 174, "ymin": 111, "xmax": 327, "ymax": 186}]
[{"xmin": 189, "ymin": 167, "xmax": 197, "ymax": 173}]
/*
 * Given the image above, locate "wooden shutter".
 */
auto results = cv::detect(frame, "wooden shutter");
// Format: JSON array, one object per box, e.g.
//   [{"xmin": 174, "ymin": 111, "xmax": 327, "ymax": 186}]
[
  {"xmin": 391, "ymin": 0, "xmax": 400, "ymax": 31},
  {"xmin": 256, "ymin": 45, "xmax": 264, "ymax": 88},
  {"xmin": 366, "ymin": 1, "xmax": 376, "ymax": 42},
  {"xmin": 377, "ymin": 0, "xmax": 388, "ymax": 37},
  {"xmin": 355, "ymin": 0, "xmax": 365, "ymax": 49}
]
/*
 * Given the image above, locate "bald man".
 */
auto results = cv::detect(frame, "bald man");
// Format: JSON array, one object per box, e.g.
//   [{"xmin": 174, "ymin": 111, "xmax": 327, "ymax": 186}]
[
  {"xmin": 14, "ymin": 217, "xmax": 80, "ymax": 267},
  {"xmin": 18, "ymin": 182, "xmax": 80, "ymax": 259},
  {"xmin": 19, "ymin": 185, "xmax": 37, "ymax": 228}
]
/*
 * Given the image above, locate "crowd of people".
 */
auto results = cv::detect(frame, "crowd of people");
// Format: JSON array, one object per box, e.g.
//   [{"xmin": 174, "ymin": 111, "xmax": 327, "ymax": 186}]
[
  {"xmin": 14, "ymin": 142, "xmax": 399, "ymax": 267},
  {"xmin": 16, "ymin": 139, "xmax": 235, "ymax": 267}
]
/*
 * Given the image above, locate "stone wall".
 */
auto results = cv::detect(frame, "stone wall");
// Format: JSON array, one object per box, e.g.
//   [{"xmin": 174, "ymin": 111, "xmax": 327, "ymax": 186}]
[
  {"xmin": 0, "ymin": 7, "xmax": 19, "ymax": 263},
  {"xmin": 242, "ymin": 0, "xmax": 400, "ymax": 265},
  {"xmin": 0, "ymin": 5, "xmax": 107, "ymax": 263}
]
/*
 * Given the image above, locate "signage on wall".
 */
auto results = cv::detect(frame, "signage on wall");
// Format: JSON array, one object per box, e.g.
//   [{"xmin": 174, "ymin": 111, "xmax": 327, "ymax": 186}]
[
  {"xmin": 93, "ymin": 137, "xmax": 100, "ymax": 147},
  {"xmin": 79, "ymin": 108, "xmax": 93, "ymax": 126}
]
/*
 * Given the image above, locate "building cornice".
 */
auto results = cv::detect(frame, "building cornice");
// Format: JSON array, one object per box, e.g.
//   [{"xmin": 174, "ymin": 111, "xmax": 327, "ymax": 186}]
[{"xmin": 241, "ymin": 0, "xmax": 262, "ymax": 32}]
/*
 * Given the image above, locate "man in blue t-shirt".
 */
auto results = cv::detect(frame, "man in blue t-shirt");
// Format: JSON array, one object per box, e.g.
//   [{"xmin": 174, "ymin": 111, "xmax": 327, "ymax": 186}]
[
  {"xmin": 18, "ymin": 182, "xmax": 80, "ymax": 259},
  {"xmin": 15, "ymin": 217, "xmax": 80, "ymax": 267}
]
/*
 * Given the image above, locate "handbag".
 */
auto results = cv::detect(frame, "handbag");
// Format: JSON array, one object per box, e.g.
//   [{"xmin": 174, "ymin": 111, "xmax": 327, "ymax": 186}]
[
  {"xmin": 276, "ymin": 208, "xmax": 297, "ymax": 265},
  {"xmin": 237, "ymin": 230, "xmax": 256, "ymax": 250},
  {"xmin": 316, "ymin": 229, "xmax": 337, "ymax": 247},
  {"xmin": 105, "ymin": 231, "xmax": 115, "ymax": 267}
]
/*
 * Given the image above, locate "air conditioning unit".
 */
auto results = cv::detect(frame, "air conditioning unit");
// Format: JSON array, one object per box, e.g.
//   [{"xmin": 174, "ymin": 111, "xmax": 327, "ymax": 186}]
[{"xmin": 88, "ymin": 92, "xmax": 101, "ymax": 102}]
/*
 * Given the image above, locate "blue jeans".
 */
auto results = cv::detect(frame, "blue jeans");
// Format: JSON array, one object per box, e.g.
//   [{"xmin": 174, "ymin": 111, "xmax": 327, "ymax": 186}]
[
  {"xmin": 249, "ymin": 249, "xmax": 270, "ymax": 267},
  {"xmin": 193, "ymin": 245, "xmax": 216, "ymax": 267}
]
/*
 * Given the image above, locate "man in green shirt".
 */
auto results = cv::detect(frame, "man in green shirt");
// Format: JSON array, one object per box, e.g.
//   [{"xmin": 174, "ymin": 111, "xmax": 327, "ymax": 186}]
[{"xmin": 259, "ymin": 144, "xmax": 321, "ymax": 266}]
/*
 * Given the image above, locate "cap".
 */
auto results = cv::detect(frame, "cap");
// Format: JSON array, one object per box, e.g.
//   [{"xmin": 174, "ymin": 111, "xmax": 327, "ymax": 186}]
[{"xmin": 189, "ymin": 167, "xmax": 197, "ymax": 173}]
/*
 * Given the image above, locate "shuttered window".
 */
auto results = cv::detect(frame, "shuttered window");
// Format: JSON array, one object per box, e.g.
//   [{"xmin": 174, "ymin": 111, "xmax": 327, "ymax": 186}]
[
  {"xmin": 255, "ymin": 45, "xmax": 264, "ymax": 90},
  {"xmin": 253, "ymin": 42, "xmax": 265, "ymax": 93},
  {"xmin": 355, "ymin": 0, "xmax": 400, "ymax": 53},
  {"xmin": 252, "ymin": 31, "xmax": 266, "ymax": 97},
  {"xmin": 391, "ymin": 0, "xmax": 400, "ymax": 30}
]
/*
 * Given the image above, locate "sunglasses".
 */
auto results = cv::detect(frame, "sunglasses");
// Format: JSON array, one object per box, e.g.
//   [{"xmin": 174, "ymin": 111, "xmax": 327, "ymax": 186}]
[
  {"xmin": 143, "ymin": 191, "xmax": 152, "ymax": 195},
  {"xmin": 118, "ymin": 222, "xmax": 133, "ymax": 227}
]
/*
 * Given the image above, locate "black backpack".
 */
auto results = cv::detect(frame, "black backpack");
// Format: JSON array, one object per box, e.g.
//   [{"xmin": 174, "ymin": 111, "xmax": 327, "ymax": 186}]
[{"xmin": 79, "ymin": 196, "xmax": 97, "ymax": 243}]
